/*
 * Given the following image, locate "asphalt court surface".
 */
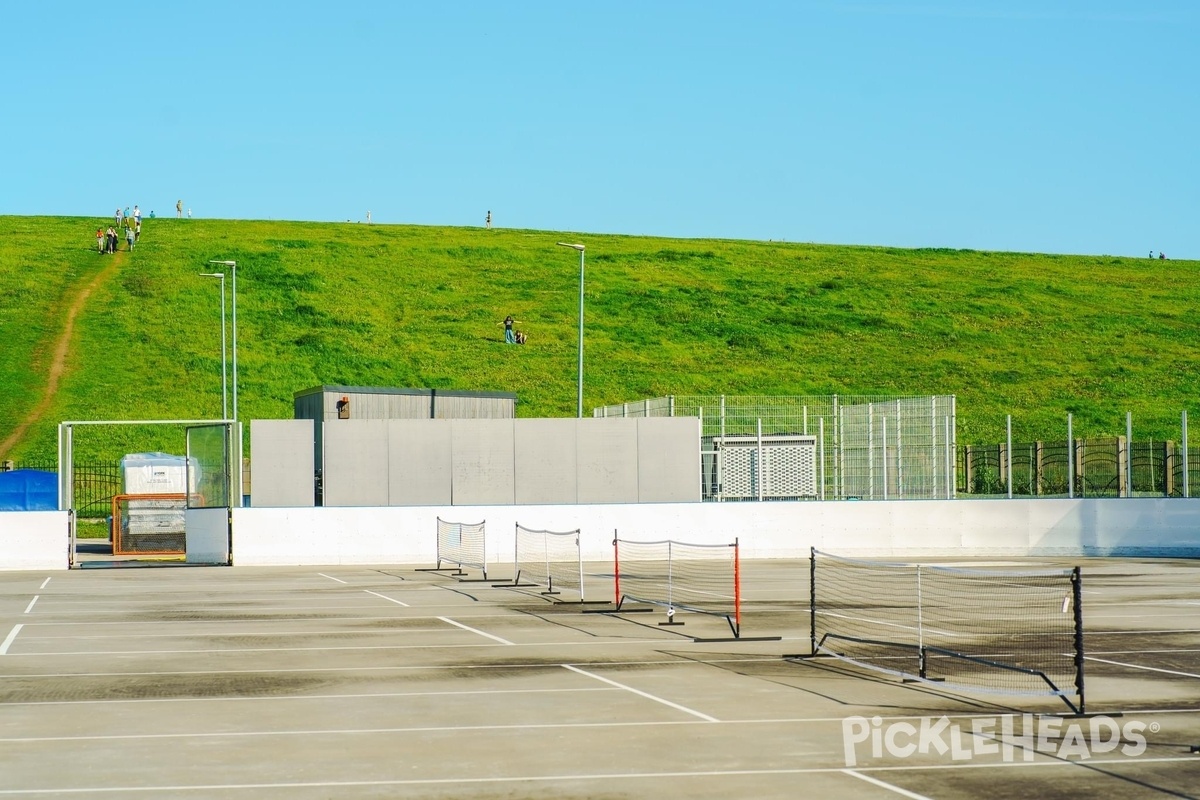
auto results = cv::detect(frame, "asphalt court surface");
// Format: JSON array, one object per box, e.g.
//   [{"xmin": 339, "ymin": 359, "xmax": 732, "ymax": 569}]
[{"xmin": 1, "ymin": 557, "xmax": 1198, "ymax": 799}]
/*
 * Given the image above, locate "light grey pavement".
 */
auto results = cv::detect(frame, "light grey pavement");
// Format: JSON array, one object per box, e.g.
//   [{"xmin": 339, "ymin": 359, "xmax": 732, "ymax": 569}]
[{"xmin": 1, "ymin": 558, "xmax": 1198, "ymax": 799}]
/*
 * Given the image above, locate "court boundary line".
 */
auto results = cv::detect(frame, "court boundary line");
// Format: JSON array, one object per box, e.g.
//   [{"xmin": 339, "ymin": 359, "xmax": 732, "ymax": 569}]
[
  {"xmin": 1085, "ymin": 655, "xmax": 1200, "ymax": 680},
  {"xmin": 438, "ymin": 616, "xmax": 513, "ymax": 645},
  {"xmin": 0, "ymin": 756, "xmax": 1195, "ymax": 796},
  {"xmin": 0, "ymin": 686, "xmax": 618, "ymax": 708},
  {"xmin": 842, "ymin": 769, "xmax": 933, "ymax": 799},
  {"xmin": 0, "ymin": 624, "xmax": 22, "ymax": 655},
  {"xmin": 562, "ymin": 664, "xmax": 719, "ymax": 722},
  {"xmin": 364, "ymin": 589, "xmax": 409, "ymax": 607}
]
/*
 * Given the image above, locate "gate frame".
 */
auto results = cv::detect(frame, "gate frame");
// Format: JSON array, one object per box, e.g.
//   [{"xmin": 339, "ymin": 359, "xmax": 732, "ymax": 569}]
[{"xmin": 58, "ymin": 419, "xmax": 242, "ymax": 567}]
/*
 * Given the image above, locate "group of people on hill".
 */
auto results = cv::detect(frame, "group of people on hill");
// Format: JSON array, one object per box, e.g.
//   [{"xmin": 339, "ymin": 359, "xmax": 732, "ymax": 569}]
[{"xmin": 97, "ymin": 205, "xmax": 148, "ymax": 253}]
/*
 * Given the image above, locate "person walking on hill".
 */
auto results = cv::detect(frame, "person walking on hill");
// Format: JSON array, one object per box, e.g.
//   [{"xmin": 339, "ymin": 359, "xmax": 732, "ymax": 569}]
[
  {"xmin": 486, "ymin": 210, "xmax": 492, "ymax": 229},
  {"xmin": 125, "ymin": 225, "xmax": 135, "ymax": 251},
  {"xmin": 115, "ymin": 208, "xmax": 123, "ymax": 228},
  {"xmin": 176, "ymin": 200, "xmax": 183, "ymax": 218},
  {"xmin": 133, "ymin": 205, "xmax": 141, "ymax": 226},
  {"xmin": 96, "ymin": 227, "xmax": 104, "ymax": 253},
  {"xmin": 105, "ymin": 227, "xmax": 117, "ymax": 254}
]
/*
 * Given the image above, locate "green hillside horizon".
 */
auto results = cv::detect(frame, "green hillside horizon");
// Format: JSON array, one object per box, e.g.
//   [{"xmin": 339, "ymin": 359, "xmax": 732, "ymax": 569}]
[{"xmin": 2, "ymin": 214, "xmax": 1197, "ymax": 462}]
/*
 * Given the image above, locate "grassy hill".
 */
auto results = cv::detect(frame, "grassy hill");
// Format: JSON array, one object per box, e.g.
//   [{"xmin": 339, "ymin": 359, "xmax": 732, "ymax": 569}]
[{"xmin": 2, "ymin": 215, "xmax": 1197, "ymax": 462}]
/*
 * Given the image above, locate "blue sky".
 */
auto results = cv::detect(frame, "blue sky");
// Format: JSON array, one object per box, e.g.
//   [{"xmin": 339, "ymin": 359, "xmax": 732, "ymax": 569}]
[{"xmin": 7, "ymin": 1, "xmax": 1196, "ymax": 258}]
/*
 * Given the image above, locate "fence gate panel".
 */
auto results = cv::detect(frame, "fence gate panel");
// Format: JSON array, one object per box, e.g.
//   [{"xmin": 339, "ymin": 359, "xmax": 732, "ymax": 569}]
[{"xmin": 185, "ymin": 424, "xmax": 234, "ymax": 564}]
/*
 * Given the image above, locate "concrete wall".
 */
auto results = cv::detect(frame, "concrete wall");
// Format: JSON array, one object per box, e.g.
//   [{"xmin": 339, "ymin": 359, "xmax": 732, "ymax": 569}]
[
  {"xmin": 3, "ymin": 498, "xmax": 1199, "ymax": 571},
  {"xmin": 316, "ymin": 418, "xmax": 701, "ymax": 507},
  {"xmin": 0, "ymin": 511, "xmax": 69, "ymax": 570},
  {"xmin": 228, "ymin": 497, "xmax": 1200, "ymax": 567},
  {"xmin": 249, "ymin": 420, "xmax": 315, "ymax": 507}
]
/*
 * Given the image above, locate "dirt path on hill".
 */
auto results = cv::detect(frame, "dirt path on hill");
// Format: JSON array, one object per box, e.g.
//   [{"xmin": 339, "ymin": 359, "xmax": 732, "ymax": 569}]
[{"xmin": 0, "ymin": 251, "xmax": 126, "ymax": 458}]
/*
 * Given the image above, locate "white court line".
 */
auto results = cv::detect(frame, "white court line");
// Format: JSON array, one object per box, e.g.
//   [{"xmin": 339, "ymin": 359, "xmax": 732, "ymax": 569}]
[
  {"xmin": 0, "ymin": 625, "xmax": 23, "ymax": 655},
  {"xmin": 318, "ymin": 573, "xmax": 347, "ymax": 584},
  {"xmin": 437, "ymin": 616, "xmax": 512, "ymax": 645},
  {"xmin": 2, "ymin": 686, "xmax": 616, "ymax": 708},
  {"xmin": 842, "ymin": 769, "xmax": 932, "ymax": 799},
  {"xmin": 38, "ymin": 577, "xmax": 50, "ymax": 589},
  {"xmin": 0, "ymin": 757, "xmax": 1195, "ymax": 796},
  {"xmin": 1085, "ymin": 655, "xmax": 1200, "ymax": 680},
  {"xmin": 9, "ymin": 709, "xmax": 1200, "ymax": 746},
  {"xmin": 1089, "ymin": 648, "xmax": 1200, "ymax": 656},
  {"xmin": 1089, "ymin": 600, "xmax": 1200, "ymax": 607},
  {"xmin": 19, "ymin": 628, "xmax": 455, "ymax": 642},
  {"xmin": 364, "ymin": 589, "xmax": 409, "ymax": 607},
  {"xmin": 24, "ymin": 596, "xmax": 39, "ymax": 614},
  {"xmin": 20, "ymin": 610, "xmax": 530, "ymax": 627},
  {"xmin": 1090, "ymin": 628, "xmax": 1200, "ymax": 635},
  {"xmin": 817, "ymin": 611, "xmax": 959, "ymax": 638},
  {"xmin": 1, "ymin": 635, "xmax": 743, "ymax": 658},
  {"xmin": 562, "ymin": 663, "xmax": 719, "ymax": 722}
]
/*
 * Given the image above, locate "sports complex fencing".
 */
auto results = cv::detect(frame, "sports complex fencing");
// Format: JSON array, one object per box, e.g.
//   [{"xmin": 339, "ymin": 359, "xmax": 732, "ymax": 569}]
[
  {"xmin": 433, "ymin": 517, "xmax": 487, "ymax": 579},
  {"xmin": 595, "ymin": 395, "xmax": 957, "ymax": 501},
  {"xmin": 803, "ymin": 548, "xmax": 1085, "ymax": 713},
  {"xmin": 612, "ymin": 535, "xmax": 742, "ymax": 638},
  {"xmin": 960, "ymin": 438, "xmax": 1200, "ymax": 498},
  {"xmin": 512, "ymin": 523, "xmax": 586, "ymax": 601}
]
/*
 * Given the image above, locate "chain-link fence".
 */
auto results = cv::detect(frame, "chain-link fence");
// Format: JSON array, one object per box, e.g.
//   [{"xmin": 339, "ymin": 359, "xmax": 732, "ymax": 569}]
[{"xmin": 595, "ymin": 395, "xmax": 957, "ymax": 501}]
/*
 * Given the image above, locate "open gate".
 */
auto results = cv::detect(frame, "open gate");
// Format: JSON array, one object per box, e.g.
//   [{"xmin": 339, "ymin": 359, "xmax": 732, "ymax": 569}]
[{"xmin": 59, "ymin": 419, "xmax": 241, "ymax": 567}]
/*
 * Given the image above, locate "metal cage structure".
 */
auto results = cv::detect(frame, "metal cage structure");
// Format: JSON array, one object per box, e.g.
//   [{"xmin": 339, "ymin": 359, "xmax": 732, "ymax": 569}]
[{"xmin": 596, "ymin": 395, "xmax": 956, "ymax": 501}]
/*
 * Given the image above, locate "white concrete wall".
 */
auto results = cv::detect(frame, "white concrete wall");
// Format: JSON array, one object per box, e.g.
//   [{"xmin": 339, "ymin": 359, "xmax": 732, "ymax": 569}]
[
  {"xmin": 230, "ymin": 497, "xmax": 1200, "ymax": 567},
  {"xmin": 0, "ymin": 512, "xmax": 70, "ymax": 570},
  {"xmin": 5, "ymin": 499, "xmax": 1197, "ymax": 572}
]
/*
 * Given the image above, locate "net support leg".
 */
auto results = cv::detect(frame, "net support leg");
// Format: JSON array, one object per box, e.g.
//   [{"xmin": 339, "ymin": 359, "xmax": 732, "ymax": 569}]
[
  {"xmin": 1073, "ymin": 566, "xmax": 1086, "ymax": 715},
  {"xmin": 612, "ymin": 533, "xmax": 620, "ymax": 607},
  {"xmin": 809, "ymin": 547, "xmax": 817, "ymax": 655}
]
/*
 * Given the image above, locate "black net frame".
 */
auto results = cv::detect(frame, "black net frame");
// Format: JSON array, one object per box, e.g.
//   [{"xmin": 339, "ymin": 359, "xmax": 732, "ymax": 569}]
[{"xmin": 808, "ymin": 548, "xmax": 1084, "ymax": 713}]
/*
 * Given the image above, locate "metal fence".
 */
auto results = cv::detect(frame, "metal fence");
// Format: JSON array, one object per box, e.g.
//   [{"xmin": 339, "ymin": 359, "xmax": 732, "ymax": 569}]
[
  {"xmin": 595, "ymin": 395, "xmax": 958, "ymax": 501},
  {"xmin": 960, "ymin": 438, "xmax": 1200, "ymax": 498}
]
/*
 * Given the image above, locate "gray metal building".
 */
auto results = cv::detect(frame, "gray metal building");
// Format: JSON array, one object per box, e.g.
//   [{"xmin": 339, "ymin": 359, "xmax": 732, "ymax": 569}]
[{"xmin": 293, "ymin": 386, "xmax": 519, "ymax": 505}]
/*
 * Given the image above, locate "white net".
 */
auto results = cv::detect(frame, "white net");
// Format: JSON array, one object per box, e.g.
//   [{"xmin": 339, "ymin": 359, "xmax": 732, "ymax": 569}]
[
  {"xmin": 614, "ymin": 537, "xmax": 740, "ymax": 634},
  {"xmin": 435, "ymin": 517, "xmax": 487, "ymax": 579},
  {"xmin": 514, "ymin": 524, "xmax": 584, "ymax": 600},
  {"xmin": 811, "ymin": 549, "xmax": 1082, "ymax": 709}
]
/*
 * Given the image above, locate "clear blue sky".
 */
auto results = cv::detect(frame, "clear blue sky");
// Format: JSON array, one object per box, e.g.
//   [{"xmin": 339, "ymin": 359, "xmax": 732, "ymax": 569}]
[{"xmin": 7, "ymin": 1, "xmax": 1196, "ymax": 258}]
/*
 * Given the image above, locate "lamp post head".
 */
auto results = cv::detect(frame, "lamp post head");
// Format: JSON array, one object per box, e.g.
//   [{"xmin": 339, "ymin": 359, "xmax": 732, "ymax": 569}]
[
  {"xmin": 208, "ymin": 259, "xmax": 237, "ymax": 267},
  {"xmin": 199, "ymin": 272, "xmax": 224, "ymax": 279},
  {"xmin": 556, "ymin": 242, "xmax": 585, "ymax": 252}
]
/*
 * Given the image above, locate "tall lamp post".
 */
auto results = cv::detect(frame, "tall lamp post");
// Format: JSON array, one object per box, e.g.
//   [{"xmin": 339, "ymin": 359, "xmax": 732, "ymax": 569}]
[
  {"xmin": 208, "ymin": 260, "xmax": 237, "ymax": 422},
  {"xmin": 556, "ymin": 242, "xmax": 586, "ymax": 418},
  {"xmin": 198, "ymin": 272, "xmax": 228, "ymax": 419}
]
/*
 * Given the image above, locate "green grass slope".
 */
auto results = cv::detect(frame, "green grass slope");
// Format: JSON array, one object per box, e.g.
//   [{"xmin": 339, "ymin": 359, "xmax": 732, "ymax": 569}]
[{"xmin": 2, "ymin": 215, "xmax": 1197, "ymax": 461}]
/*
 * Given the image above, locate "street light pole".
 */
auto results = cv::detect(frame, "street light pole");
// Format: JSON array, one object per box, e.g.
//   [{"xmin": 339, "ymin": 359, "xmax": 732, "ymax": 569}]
[
  {"xmin": 209, "ymin": 260, "xmax": 237, "ymax": 422},
  {"xmin": 556, "ymin": 242, "xmax": 586, "ymax": 418},
  {"xmin": 198, "ymin": 272, "xmax": 228, "ymax": 419}
]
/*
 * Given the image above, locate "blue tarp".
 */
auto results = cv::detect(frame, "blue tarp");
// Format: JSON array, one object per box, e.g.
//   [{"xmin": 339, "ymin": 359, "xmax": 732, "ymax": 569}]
[{"xmin": 0, "ymin": 469, "xmax": 59, "ymax": 511}]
